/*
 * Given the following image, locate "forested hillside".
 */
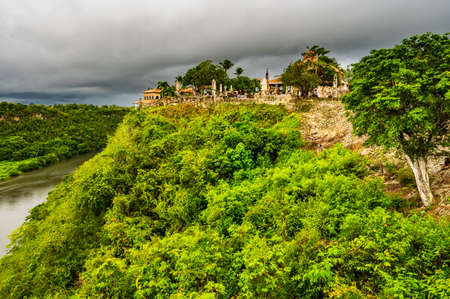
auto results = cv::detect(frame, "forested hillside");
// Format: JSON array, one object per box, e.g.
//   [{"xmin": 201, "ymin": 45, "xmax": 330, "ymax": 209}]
[
  {"xmin": 0, "ymin": 103, "xmax": 447, "ymax": 298},
  {"xmin": 0, "ymin": 102, "xmax": 129, "ymax": 180}
]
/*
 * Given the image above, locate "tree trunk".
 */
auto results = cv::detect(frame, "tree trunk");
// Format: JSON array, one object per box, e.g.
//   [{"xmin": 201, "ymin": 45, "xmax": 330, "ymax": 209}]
[{"xmin": 405, "ymin": 155, "xmax": 434, "ymax": 207}]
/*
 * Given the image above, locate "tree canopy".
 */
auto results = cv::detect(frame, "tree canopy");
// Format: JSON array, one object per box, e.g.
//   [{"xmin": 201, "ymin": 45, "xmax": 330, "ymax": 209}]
[
  {"xmin": 157, "ymin": 81, "xmax": 176, "ymax": 97},
  {"xmin": 281, "ymin": 45, "xmax": 341, "ymax": 96},
  {"xmin": 1, "ymin": 104, "xmax": 448, "ymax": 298},
  {"xmin": 234, "ymin": 67, "xmax": 244, "ymax": 76},
  {"xmin": 182, "ymin": 60, "xmax": 228, "ymax": 93},
  {"xmin": 0, "ymin": 103, "xmax": 129, "ymax": 180},
  {"xmin": 227, "ymin": 76, "xmax": 260, "ymax": 93},
  {"xmin": 219, "ymin": 59, "xmax": 234, "ymax": 73},
  {"xmin": 342, "ymin": 32, "xmax": 450, "ymax": 206},
  {"xmin": 281, "ymin": 62, "xmax": 322, "ymax": 96}
]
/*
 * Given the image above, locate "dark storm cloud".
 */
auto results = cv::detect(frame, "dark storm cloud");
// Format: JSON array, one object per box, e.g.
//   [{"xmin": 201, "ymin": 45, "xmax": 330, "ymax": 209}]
[{"xmin": 0, "ymin": 0, "xmax": 449, "ymax": 105}]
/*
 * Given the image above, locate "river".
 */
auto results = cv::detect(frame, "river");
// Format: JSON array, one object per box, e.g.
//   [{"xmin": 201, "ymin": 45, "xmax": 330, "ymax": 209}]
[{"xmin": 0, "ymin": 153, "xmax": 95, "ymax": 256}]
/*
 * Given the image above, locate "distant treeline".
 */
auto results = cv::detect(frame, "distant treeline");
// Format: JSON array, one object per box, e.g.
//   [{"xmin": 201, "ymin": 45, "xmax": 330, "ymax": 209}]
[{"xmin": 0, "ymin": 102, "xmax": 129, "ymax": 179}]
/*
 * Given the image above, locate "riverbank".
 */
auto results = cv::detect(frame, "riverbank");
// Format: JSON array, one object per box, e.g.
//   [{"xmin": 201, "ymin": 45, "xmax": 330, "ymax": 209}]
[
  {"xmin": 1, "ymin": 103, "xmax": 448, "ymax": 298},
  {"xmin": 0, "ymin": 151, "xmax": 97, "ymax": 182},
  {"xmin": 0, "ymin": 102, "xmax": 129, "ymax": 182},
  {"xmin": 0, "ymin": 153, "xmax": 96, "ymax": 256}
]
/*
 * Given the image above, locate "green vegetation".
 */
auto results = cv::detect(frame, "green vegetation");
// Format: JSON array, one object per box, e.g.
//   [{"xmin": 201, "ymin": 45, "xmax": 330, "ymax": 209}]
[
  {"xmin": 0, "ymin": 102, "xmax": 129, "ymax": 180},
  {"xmin": 219, "ymin": 59, "xmax": 234, "ymax": 74},
  {"xmin": 342, "ymin": 33, "xmax": 450, "ymax": 206},
  {"xmin": 0, "ymin": 103, "xmax": 447, "ymax": 298},
  {"xmin": 179, "ymin": 60, "xmax": 260, "ymax": 95},
  {"xmin": 234, "ymin": 67, "xmax": 244, "ymax": 76},
  {"xmin": 182, "ymin": 60, "xmax": 228, "ymax": 93},
  {"xmin": 281, "ymin": 45, "xmax": 341, "ymax": 96},
  {"xmin": 157, "ymin": 81, "xmax": 176, "ymax": 98},
  {"xmin": 228, "ymin": 75, "xmax": 261, "ymax": 93}
]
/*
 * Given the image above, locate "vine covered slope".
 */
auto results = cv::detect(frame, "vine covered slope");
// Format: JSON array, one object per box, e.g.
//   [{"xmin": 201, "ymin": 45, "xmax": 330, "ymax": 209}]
[{"xmin": 0, "ymin": 104, "xmax": 448, "ymax": 298}]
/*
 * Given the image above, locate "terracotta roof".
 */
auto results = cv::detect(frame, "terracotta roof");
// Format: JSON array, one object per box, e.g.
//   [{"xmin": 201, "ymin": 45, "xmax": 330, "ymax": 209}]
[
  {"xmin": 181, "ymin": 87, "xmax": 194, "ymax": 93},
  {"xmin": 268, "ymin": 78, "xmax": 283, "ymax": 84},
  {"xmin": 143, "ymin": 88, "xmax": 162, "ymax": 93}
]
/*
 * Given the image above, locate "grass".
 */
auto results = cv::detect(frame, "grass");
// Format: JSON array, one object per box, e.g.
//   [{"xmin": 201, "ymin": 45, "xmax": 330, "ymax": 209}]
[
  {"xmin": 0, "ymin": 157, "xmax": 50, "ymax": 181},
  {"xmin": 0, "ymin": 161, "xmax": 22, "ymax": 181}
]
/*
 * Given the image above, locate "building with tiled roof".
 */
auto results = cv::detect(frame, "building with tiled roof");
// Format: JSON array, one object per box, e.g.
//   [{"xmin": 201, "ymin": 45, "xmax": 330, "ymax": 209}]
[
  {"xmin": 133, "ymin": 88, "xmax": 163, "ymax": 107},
  {"xmin": 143, "ymin": 88, "xmax": 162, "ymax": 100}
]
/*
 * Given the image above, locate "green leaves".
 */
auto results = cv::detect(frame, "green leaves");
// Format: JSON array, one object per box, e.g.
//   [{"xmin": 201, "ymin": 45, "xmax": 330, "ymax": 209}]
[
  {"xmin": 227, "ymin": 75, "xmax": 260, "ymax": 93},
  {"xmin": 342, "ymin": 32, "xmax": 450, "ymax": 159},
  {"xmin": 0, "ymin": 103, "xmax": 448, "ymax": 298},
  {"xmin": 0, "ymin": 103, "xmax": 129, "ymax": 180},
  {"xmin": 182, "ymin": 60, "xmax": 228, "ymax": 92},
  {"xmin": 282, "ymin": 45, "xmax": 341, "ymax": 96}
]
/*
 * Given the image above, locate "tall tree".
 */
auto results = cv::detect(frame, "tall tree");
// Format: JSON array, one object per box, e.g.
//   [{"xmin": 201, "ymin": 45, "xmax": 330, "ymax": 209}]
[
  {"xmin": 281, "ymin": 45, "xmax": 341, "ymax": 96},
  {"xmin": 234, "ymin": 67, "xmax": 244, "ymax": 76},
  {"xmin": 219, "ymin": 59, "xmax": 234, "ymax": 74},
  {"xmin": 342, "ymin": 33, "xmax": 450, "ymax": 206},
  {"xmin": 157, "ymin": 81, "xmax": 176, "ymax": 97},
  {"xmin": 175, "ymin": 75, "xmax": 183, "ymax": 84},
  {"xmin": 302, "ymin": 45, "xmax": 340, "ymax": 86},
  {"xmin": 281, "ymin": 62, "xmax": 321, "ymax": 96},
  {"xmin": 227, "ymin": 76, "xmax": 260, "ymax": 93},
  {"xmin": 182, "ymin": 60, "xmax": 228, "ymax": 93},
  {"xmin": 157, "ymin": 81, "xmax": 170, "ymax": 89}
]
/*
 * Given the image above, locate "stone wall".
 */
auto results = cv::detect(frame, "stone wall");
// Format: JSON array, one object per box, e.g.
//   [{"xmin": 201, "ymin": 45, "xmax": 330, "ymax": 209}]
[{"xmin": 135, "ymin": 94, "xmax": 298, "ymax": 110}]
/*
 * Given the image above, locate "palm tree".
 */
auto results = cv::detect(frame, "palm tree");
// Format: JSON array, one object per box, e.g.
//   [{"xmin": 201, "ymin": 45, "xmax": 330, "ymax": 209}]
[
  {"xmin": 234, "ymin": 67, "xmax": 244, "ymax": 76},
  {"xmin": 157, "ymin": 81, "xmax": 170, "ymax": 89},
  {"xmin": 219, "ymin": 59, "xmax": 234, "ymax": 74}
]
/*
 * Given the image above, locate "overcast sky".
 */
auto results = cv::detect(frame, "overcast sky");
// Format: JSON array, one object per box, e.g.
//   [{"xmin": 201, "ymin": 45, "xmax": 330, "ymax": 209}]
[{"xmin": 0, "ymin": 0, "xmax": 449, "ymax": 106}]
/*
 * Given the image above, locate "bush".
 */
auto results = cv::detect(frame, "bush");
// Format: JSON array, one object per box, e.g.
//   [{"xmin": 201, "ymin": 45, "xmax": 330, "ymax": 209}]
[
  {"xmin": 0, "ymin": 103, "xmax": 129, "ymax": 179},
  {"xmin": 0, "ymin": 104, "xmax": 447, "ymax": 298},
  {"xmin": 17, "ymin": 159, "xmax": 42, "ymax": 172}
]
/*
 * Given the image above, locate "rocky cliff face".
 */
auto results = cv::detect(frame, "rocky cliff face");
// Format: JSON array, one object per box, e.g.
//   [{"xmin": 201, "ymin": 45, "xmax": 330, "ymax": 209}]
[{"xmin": 295, "ymin": 98, "xmax": 449, "ymax": 214}]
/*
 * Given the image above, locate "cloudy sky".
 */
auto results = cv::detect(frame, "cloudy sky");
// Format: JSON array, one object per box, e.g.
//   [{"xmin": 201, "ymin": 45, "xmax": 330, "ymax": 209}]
[{"xmin": 1, "ymin": 0, "xmax": 449, "ymax": 106}]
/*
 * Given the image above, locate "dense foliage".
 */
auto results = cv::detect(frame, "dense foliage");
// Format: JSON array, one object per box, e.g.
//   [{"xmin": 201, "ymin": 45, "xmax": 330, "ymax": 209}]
[
  {"xmin": 180, "ymin": 60, "xmax": 260, "ymax": 94},
  {"xmin": 0, "ymin": 102, "xmax": 129, "ymax": 180},
  {"xmin": 157, "ymin": 81, "xmax": 176, "ymax": 98},
  {"xmin": 282, "ymin": 45, "xmax": 341, "ymax": 96},
  {"xmin": 182, "ymin": 60, "xmax": 228, "ymax": 93},
  {"xmin": 342, "ymin": 33, "xmax": 450, "ymax": 206},
  {"xmin": 227, "ymin": 75, "xmax": 261, "ymax": 93},
  {"xmin": 219, "ymin": 59, "xmax": 234, "ymax": 74},
  {"xmin": 234, "ymin": 67, "xmax": 244, "ymax": 76},
  {"xmin": 0, "ymin": 104, "xmax": 448, "ymax": 298},
  {"xmin": 281, "ymin": 62, "xmax": 322, "ymax": 96}
]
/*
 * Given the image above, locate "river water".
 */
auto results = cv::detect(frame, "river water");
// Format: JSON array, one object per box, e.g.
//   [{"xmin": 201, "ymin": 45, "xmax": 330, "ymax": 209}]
[{"xmin": 0, "ymin": 153, "xmax": 95, "ymax": 256}]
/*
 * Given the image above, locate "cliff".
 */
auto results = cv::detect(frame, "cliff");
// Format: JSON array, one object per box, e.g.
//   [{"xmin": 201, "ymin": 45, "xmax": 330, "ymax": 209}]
[{"xmin": 0, "ymin": 103, "xmax": 448, "ymax": 298}]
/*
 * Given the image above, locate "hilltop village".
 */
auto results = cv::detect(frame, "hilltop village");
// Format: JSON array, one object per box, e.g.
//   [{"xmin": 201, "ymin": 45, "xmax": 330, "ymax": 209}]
[
  {"xmin": 1, "ymin": 33, "xmax": 448, "ymax": 298},
  {"xmin": 133, "ymin": 48, "xmax": 350, "ymax": 107}
]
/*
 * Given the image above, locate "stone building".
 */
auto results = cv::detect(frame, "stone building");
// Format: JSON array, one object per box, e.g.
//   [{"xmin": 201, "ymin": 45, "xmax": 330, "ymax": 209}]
[
  {"xmin": 133, "ymin": 88, "xmax": 162, "ymax": 107},
  {"xmin": 143, "ymin": 88, "xmax": 162, "ymax": 100}
]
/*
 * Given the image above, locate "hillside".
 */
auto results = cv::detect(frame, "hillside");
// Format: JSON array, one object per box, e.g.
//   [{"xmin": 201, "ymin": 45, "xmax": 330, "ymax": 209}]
[
  {"xmin": 0, "ymin": 102, "xmax": 129, "ymax": 180},
  {"xmin": 295, "ymin": 99, "xmax": 449, "ymax": 212},
  {"xmin": 0, "ymin": 103, "xmax": 448, "ymax": 298}
]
